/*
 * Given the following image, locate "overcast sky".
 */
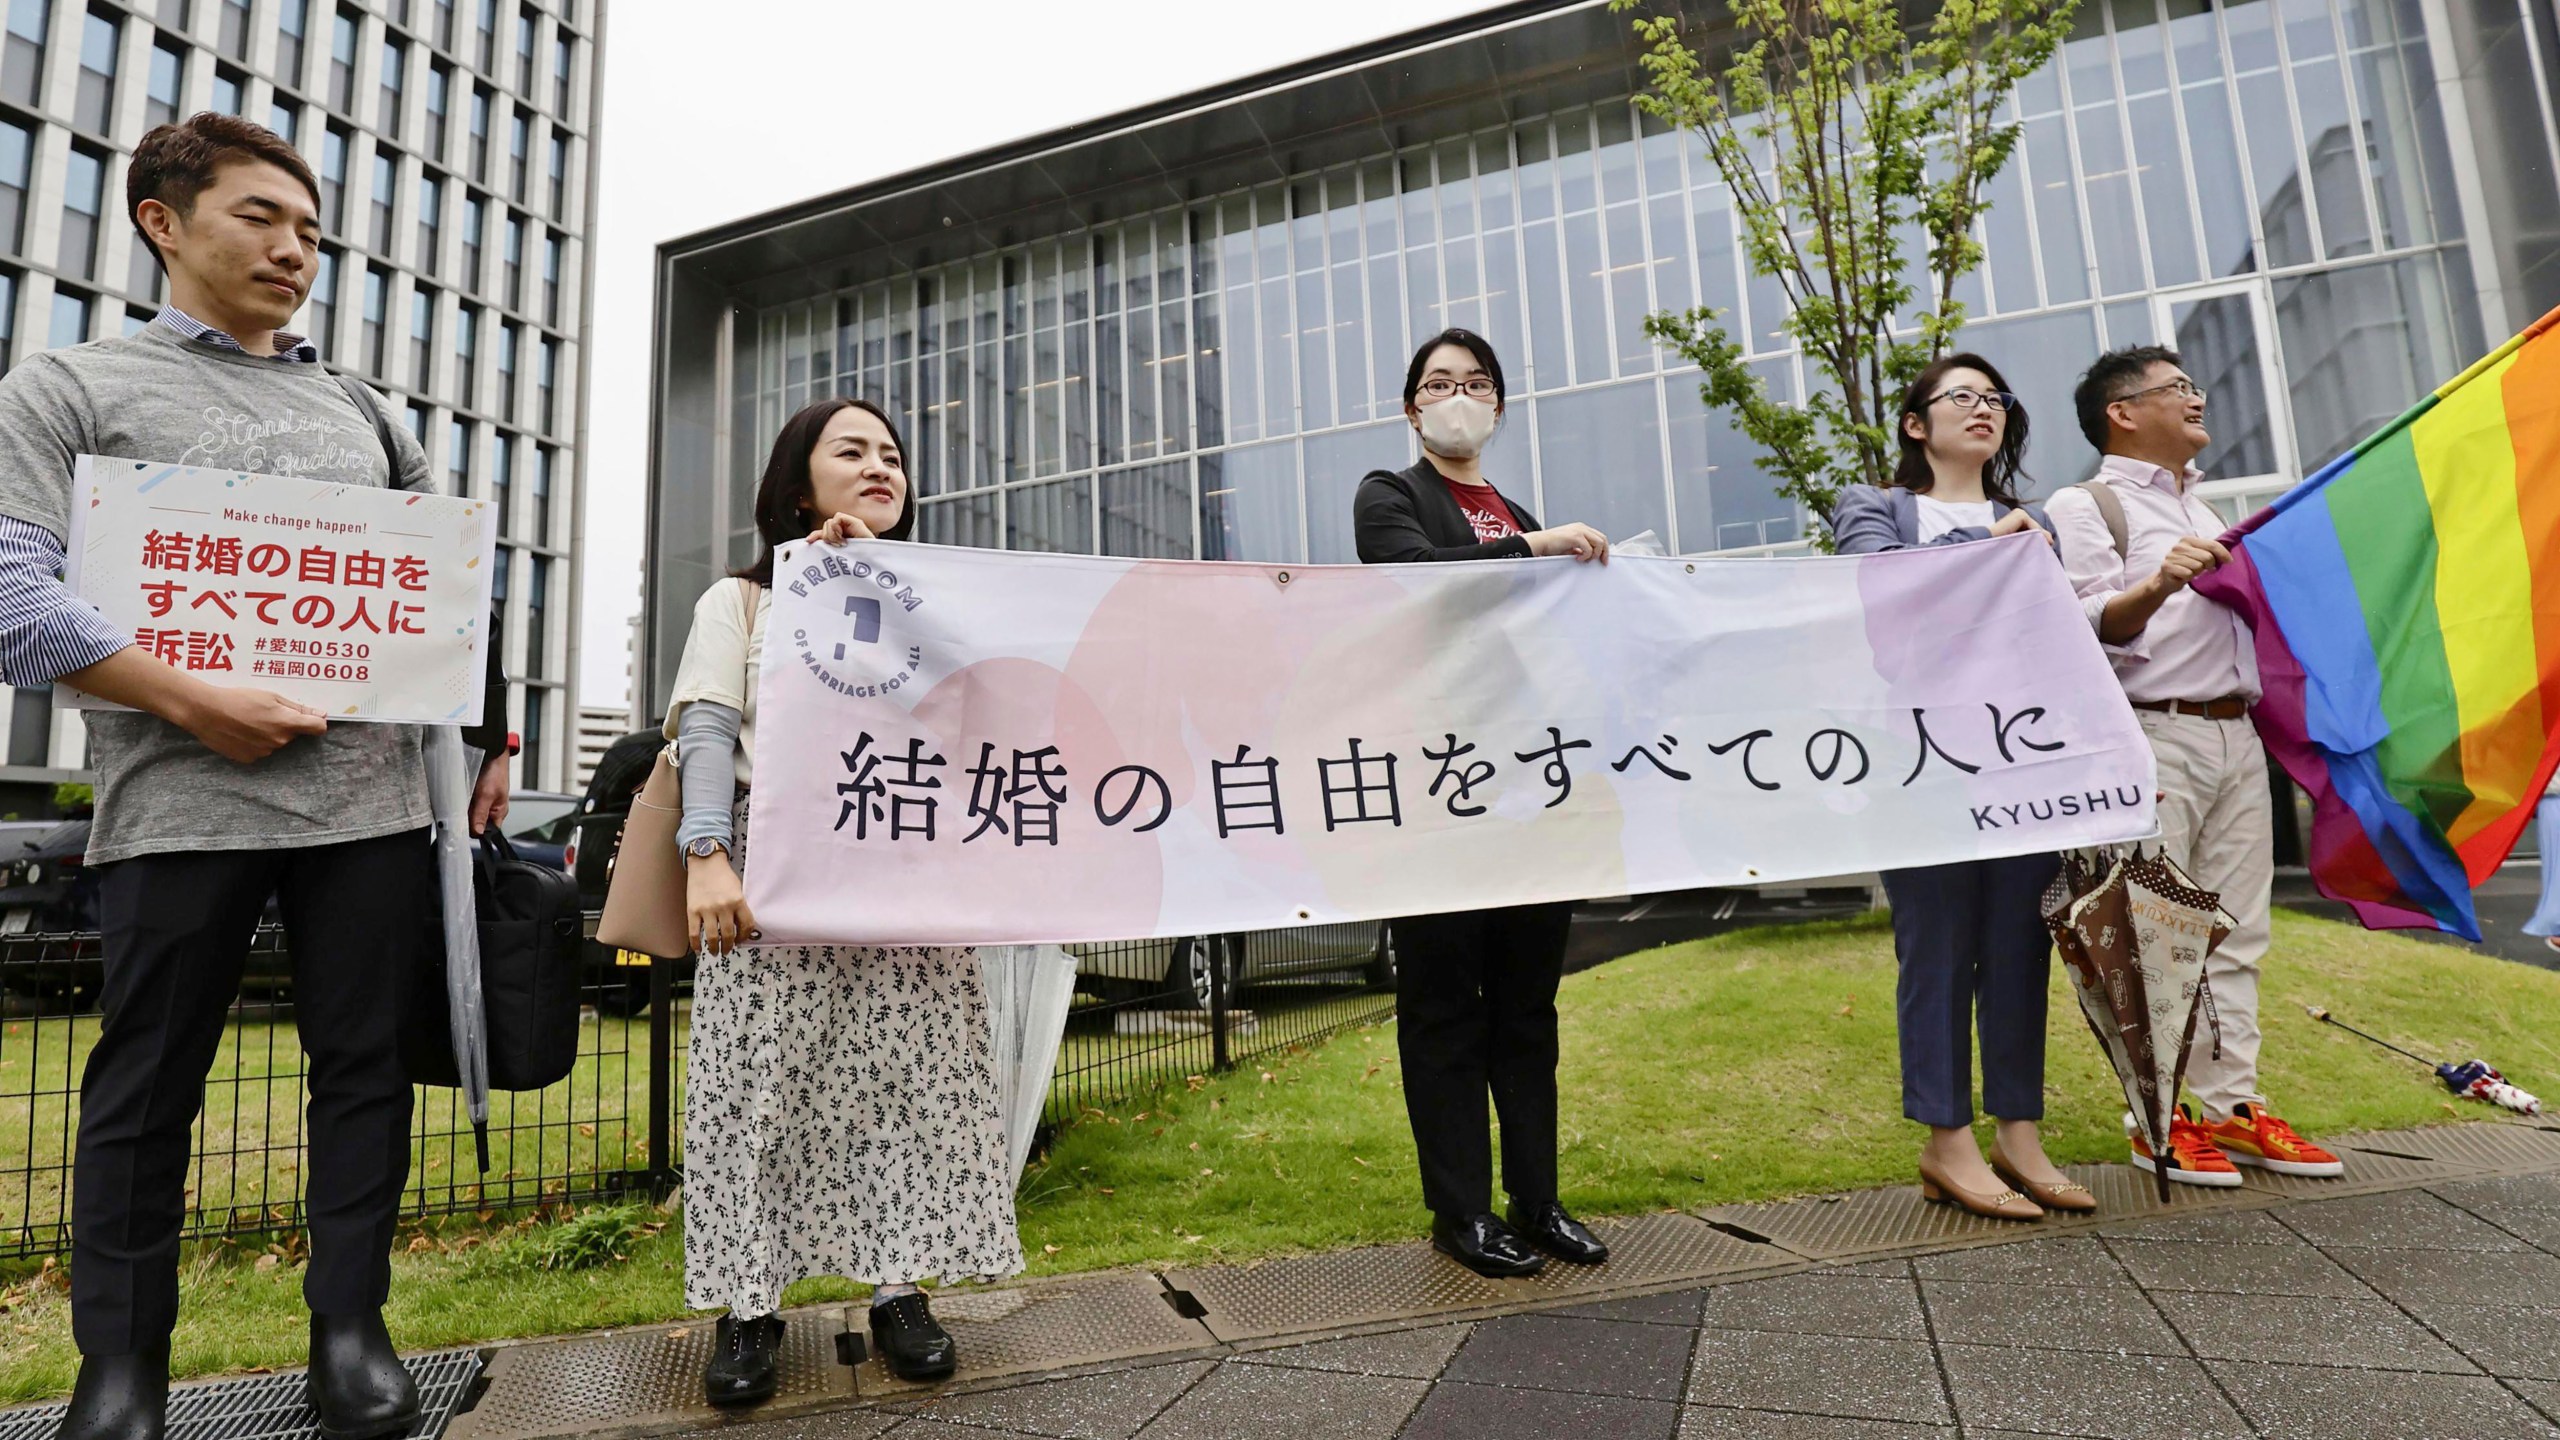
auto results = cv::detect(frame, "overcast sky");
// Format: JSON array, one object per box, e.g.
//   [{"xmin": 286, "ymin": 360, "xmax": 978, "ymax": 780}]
[{"xmin": 574, "ymin": 0, "xmax": 1487, "ymax": 707}]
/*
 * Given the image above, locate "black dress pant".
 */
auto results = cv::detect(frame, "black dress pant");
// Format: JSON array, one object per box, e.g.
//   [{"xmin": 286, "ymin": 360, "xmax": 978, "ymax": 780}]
[
  {"xmin": 1392, "ymin": 901, "xmax": 1574, "ymax": 1218},
  {"xmin": 72, "ymin": 828, "xmax": 431, "ymax": 1355}
]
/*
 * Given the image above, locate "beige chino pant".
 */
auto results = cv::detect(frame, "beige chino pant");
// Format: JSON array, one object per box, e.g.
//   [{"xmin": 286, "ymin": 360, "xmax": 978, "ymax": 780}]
[{"xmin": 2136, "ymin": 709, "xmax": 2274, "ymax": 1121}]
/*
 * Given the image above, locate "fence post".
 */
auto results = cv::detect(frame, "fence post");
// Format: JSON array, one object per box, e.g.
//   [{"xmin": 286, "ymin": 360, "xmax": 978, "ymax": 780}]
[
  {"xmin": 1207, "ymin": 935, "xmax": 1231, "ymax": 1072},
  {"xmin": 646, "ymin": 952, "xmax": 674, "ymax": 1198}
]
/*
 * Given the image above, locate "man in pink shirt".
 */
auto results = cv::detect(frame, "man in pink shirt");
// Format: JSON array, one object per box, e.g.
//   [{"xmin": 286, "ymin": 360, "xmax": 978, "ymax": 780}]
[{"xmin": 2047, "ymin": 346, "xmax": 2344, "ymax": 1188}]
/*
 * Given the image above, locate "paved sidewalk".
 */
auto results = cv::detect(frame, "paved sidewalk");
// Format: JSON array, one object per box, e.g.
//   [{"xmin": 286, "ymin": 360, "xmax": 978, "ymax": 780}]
[{"xmin": 657, "ymin": 1143, "xmax": 2560, "ymax": 1440}]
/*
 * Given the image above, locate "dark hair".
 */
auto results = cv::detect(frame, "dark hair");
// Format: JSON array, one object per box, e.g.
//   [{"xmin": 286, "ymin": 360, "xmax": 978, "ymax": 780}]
[
  {"xmin": 1893, "ymin": 351, "xmax": 2032, "ymax": 506},
  {"xmin": 1401, "ymin": 328, "xmax": 1507, "ymax": 413},
  {"xmin": 127, "ymin": 113, "xmax": 322, "ymax": 273},
  {"xmin": 2073, "ymin": 344, "xmax": 2183, "ymax": 451},
  {"xmin": 735, "ymin": 397, "xmax": 917, "ymax": 586}
]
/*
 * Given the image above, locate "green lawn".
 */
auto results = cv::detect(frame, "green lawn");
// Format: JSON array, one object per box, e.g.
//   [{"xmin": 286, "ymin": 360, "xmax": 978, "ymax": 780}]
[{"xmin": 5, "ymin": 909, "xmax": 2554, "ymax": 1402}]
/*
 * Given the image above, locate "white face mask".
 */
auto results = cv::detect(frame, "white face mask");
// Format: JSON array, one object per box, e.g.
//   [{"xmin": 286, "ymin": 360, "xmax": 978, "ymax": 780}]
[{"xmin": 1415, "ymin": 395, "xmax": 1499, "ymax": 460}]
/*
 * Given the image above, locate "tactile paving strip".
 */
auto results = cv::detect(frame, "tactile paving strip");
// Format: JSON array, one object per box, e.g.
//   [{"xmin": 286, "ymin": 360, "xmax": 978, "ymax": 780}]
[
  {"xmin": 447, "ymin": 1307, "xmax": 850, "ymax": 1440},
  {"xmin": 1164, "ymin": 1212, "xmax": 1786, "ymax": 1344},
  {"xmin": 850, "ymin": 1273, "xmax": 1219, "ymax": 1398},
  {"xmin": 2343, "ymin": 1122, "xmax": 2560, "ymax": 1175},
  {"xmin": 1166, "ymin": 1238, "xmax": 1519, "ymax": 1343},
  {"xmin": 1698, "ymin": 1162, "xmax": 2267, "ymax": 1261},
  {"xmin": 0, "ymin": 1350, "xmax": 482, "ymax": 1440}
]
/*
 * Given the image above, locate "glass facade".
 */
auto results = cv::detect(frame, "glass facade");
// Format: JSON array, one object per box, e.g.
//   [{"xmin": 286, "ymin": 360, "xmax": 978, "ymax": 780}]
[{"xmin": 713, "ymin": 0, "xmax": 2534, "ymax": 592}]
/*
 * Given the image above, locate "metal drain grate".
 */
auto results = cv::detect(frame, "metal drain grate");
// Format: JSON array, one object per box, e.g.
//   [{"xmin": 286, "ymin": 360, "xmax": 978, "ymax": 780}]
[
  {"xmin": 0, "ymin": 1351, "xmax": 482, "ymax": 1440},
  {"xmin": 850, "ymin": 1273, "xmax": 1220, "ymax": 1398},
  {"xmin": 2344, "ymin": 1123, "xmax": 2560, "ymax": 1176},
  {"xmin": 1509, "ymin": 1212, "xmax": 1795, "ymax": 1301},
  {"xmin": 448, "ymin": 1308, "xmax": 851, "ymax": 1440}
]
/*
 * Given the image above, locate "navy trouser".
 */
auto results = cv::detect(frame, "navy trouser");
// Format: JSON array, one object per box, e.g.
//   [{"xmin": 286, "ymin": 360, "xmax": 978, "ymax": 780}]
[
  {"xmin": 1880, "ymin": 854, "xmax": 2059, "ymax": 1129},
  {"xmin": 72, "ymin": 830, "xmax": 430, "ymax": 1355}
]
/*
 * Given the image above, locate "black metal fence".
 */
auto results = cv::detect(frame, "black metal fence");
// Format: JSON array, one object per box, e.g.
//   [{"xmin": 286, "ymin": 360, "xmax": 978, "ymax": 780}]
[{"xmin": 0, "ymin": 914, "xmax": 1394, "ymax": 1260}]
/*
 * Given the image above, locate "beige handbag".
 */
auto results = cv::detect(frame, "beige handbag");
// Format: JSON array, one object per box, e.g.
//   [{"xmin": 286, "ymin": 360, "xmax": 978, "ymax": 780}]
[{"xmin": 596, "ymin": 579, "xmax": 759, "ymax": 958}]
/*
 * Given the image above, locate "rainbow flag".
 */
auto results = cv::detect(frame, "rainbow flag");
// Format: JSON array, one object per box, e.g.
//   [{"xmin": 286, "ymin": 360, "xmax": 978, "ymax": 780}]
[{"xmin": 2193, "ymin": 304, "xmax": 2560, "ymax": 941}]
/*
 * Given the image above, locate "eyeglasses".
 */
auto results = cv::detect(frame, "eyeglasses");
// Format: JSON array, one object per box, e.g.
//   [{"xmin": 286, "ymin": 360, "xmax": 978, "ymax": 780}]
[
  {"xmin": 2112, "ymin": 379, "xmax": 2207, "ymax": 407},
  {"xmin": 1924, "ymin": 386, "xmax": 2020, "ymax": 413},
  {"xmin": 1417, "ymin": 377, "xmax": 1499, "ymax": 401}
]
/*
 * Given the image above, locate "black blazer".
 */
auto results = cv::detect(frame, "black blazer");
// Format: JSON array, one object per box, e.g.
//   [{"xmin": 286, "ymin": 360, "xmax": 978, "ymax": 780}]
[{"xmin": 1353, "ymin": 459, "xmax": 1541, "ymax": 564}]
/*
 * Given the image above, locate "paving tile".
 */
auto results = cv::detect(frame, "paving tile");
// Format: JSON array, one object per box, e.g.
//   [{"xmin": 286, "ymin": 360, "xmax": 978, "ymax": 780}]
[
  {"xmin": 1909, "ymin": 1236, "xmax": 2127, "ymax": 1287},
  {"xmin": 1677, "ymin": 1408, "xmax": 1953, "ymax": 1437},
  {"xmin": 2150, "ymin": 1292, "xmax": 2478, "ymax": 1372},
  {"xmin": 2432, "ymin": 1177, "xmax": 2560, "ymax": 1251},
  {"xmin": 2332, "ymin": 1247, "xmax": 2560, "ymax": 1309},
  {"xmin": 894, "ymin": 1361, "xmax": 1212, "ymax": 1438},
  {"xmin": 2277, "ymin": 1190, "xmax": 2531, "ymax": 1251},
  {"xmin": 1686, "ymin": 1329, "xmax": 1950, "ymax": 1425},
  {"xmin": 1918, "ymin": 1279, "xmax": 2185, "ymax": 1356},
  {"xmin": 1440, "ymin": 1313, "xmax": 1697, "ymax": 1402},
  {"xmin": 890, "ymin": 1421, "xmax": 1049, "ymax": 1439},
  {"xmin": 1400, "ymin": 1381, "xmax": 1680, "ymax": 1440},
  {"xmin": 2098, "ymin": 1207, "xmax": 2298, "ymax": 1246},
  {"xmin": 2400, "ymin": 1301, "xmax": 2560, "ymax": 1380},
  {"xmin": 1825, "ymin": 1259, "xmax": 1915, "ymax": 1278},
  {"xmin": 1939, "ymin": 1344, "xmax": 2248, "ymax": 1440},
  {"xmin": 1129, "ymin": 1362, "xmax": 1424, "ymax": 1440},
  {"xmin": 1548, "ymin": 1287, "xmax": 1710, "ymax": 1328},
  {"xmin": 2210, "ymin": 1358, "xmax": 2560, "ymax": 1439},
  {"xmin": 708, "ymin": 1411, "xmax": 910, "ymax": 1440},
  {"xmin": 1229, "ymin": 1323, "xmax": 1472, "ymax": 1380},
  {"xmin": 1694, "ymin": 1272, "xmax": 1929, "ymax": 1342},
  {"xmin": 2107, "ymin": 1237, "xmax": 2370, "ymax": 1297},
  {"xmin": 2510, "ymin": 1379, "xmax": 2560, "ymax": 1419}
]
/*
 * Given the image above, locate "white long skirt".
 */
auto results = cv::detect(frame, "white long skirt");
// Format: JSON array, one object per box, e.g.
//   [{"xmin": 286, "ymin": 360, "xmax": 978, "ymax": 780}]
[{"xmin": 681, "ymin": 798, "xmax": 1025, "ymax": 1315}]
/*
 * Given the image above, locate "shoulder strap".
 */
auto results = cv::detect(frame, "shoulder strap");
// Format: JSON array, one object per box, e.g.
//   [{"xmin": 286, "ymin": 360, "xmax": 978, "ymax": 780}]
[
  {"xmin": 331, "ymin": 371, "xmax": 417, "ymax": 491},
  {"xmin": 2073, "ymin": 480, "xmax": 2129, "ymax": 560}
]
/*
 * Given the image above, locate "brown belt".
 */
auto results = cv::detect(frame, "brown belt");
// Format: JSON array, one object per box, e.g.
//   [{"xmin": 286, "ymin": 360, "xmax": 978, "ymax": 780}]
[{"xmin": 2131, "ymin": 696, "xmax": 2251, "ymax": 720}]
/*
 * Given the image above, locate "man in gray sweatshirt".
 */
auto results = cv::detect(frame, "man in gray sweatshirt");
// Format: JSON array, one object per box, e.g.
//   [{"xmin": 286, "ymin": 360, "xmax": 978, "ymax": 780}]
[{"xmin": 0, "ymin": 114, "xmax": 509, "ymax": 1440}]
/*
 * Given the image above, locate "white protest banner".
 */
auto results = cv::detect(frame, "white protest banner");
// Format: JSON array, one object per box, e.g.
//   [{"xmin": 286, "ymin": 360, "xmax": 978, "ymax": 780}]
[
  {"xmin": 61, "ymin": 455, "xmax": 498, "ymax": 724},
  {"xmin": 744, "ymin": 532, "xmax": 2158, "ymax": 947}
]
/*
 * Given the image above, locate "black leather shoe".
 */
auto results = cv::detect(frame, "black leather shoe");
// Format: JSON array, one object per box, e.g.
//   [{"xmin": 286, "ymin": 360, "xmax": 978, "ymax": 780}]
[
  {"xmin": 306, "ymin": 1312, "xmax": 420, "ymax": 1440},
  {"xmin": 1509, "ymin": 1199, "xmax": 1610, "ymax": 1265},
  {"xmin": 868, "ymin": 1292, "xmax": 957, "ymax": 1382},
  {"xmin": 701, "ymin": 1312, "xmax": 784, "ymax": 1407},
  {"xmin": 61, "ymin": 1345, "xmax": 169, "ymax": 1440},
  {"xmin": 1430, "ymin": 1212, "xmax": 1546, "ymax": 1278}
]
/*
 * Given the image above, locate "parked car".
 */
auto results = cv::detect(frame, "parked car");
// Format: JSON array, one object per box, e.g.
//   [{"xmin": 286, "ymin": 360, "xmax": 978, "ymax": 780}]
[
  {"xmin": 1069, "ymin": 921, "xmax": 1396, "ymax": 1010},
  {"xmin": 503, "ymin": 789, "xmax": 583, "ymax": 872}
]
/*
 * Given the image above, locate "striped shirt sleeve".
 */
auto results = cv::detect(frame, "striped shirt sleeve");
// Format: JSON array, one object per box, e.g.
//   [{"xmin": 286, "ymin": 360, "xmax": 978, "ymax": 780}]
[{"xmin": 0, "ymin": 513, "xmax": 130, "ymax": 686}]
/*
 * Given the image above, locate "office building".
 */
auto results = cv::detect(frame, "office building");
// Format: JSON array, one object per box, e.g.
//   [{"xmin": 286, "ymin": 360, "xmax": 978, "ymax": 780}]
[
  {"xmin": 640, "ymin": 0, "xmax": 2558, "ymax": 717},
  {"xmin": 0, "ymin": 0, "xmax": 601, "ymax": 811}
]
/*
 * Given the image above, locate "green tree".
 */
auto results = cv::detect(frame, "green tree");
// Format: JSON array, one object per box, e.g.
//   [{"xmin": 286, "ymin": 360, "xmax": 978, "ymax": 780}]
[{"xmin": 1613, "ymin": 0, "xmax": 2078, "ymax": 546}]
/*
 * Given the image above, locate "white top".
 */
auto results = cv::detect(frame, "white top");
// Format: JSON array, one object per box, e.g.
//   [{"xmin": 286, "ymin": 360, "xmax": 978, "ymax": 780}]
[
  {"xmin": 1914, "ymin": 495, "xmax": 1997, "ymax": 543},
  {"xmin": 663, "ymin": 577, "xmax": 769, "ymax": 786}
]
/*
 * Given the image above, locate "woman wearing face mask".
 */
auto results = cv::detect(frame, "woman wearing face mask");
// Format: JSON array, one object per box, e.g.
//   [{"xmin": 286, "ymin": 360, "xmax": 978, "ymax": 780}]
[
  {"xmin": 1833, "ymin": 353, "xmax": 2088, "ymax": 1223},
  {"xmin": 667, "ymin": 397, "xmax": 1023, "ymax": 1405},
  {"xmin": 1351, "ymin": 329, "xmax": 1611, "ymax": 1279}
]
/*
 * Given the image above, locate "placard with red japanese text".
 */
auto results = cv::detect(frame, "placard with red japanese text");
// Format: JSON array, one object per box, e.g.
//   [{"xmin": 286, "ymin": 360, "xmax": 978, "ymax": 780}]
[{"xmin": 59, "ymin": 455, "xmax": 498, "ymax": 723}]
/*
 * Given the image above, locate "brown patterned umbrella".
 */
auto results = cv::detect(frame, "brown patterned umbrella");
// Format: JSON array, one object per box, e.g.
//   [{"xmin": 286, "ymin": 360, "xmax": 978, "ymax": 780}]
[{"xmin": 2043, "ymin": 847, "xmax": 2235, "ymax": 1201}]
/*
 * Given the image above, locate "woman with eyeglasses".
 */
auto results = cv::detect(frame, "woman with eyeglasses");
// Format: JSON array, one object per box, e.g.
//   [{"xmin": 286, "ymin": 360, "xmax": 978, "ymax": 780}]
[
  {"xmin": 1351, "ymin": 328, "xmax": 1612, "ymax": 1280},
  {"xmin": 1832, "ymin": 353, "xmax": 2090, "ymax": 1223}
]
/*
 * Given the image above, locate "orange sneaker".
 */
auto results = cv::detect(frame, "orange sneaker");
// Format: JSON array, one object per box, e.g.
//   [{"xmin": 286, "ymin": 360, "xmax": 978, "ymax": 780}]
[
  {"xmin": 2204, "ymin": 1102, "xmax": 2344, "ymax": 1178},
  {"xmin": 2127, "ymin": 1106, "xmax": 2244, "ymax": 1187}
]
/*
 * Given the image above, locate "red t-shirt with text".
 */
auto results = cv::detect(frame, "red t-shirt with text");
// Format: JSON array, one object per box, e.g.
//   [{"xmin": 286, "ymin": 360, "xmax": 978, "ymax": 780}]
[{"xmin": 1441, "ymin": 478, "xmax": 1520, "ymax": 542}]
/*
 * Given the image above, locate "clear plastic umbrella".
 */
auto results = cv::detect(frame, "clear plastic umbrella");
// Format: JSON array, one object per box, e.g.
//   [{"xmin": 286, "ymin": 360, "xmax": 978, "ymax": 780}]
[
  {"xmin": 421, "ymin": 725, "xmax": 490, "ymax": 1170},
  {"xmin": 976, "ymin": 943, "xmax": 1079, "ymax": 1185}
]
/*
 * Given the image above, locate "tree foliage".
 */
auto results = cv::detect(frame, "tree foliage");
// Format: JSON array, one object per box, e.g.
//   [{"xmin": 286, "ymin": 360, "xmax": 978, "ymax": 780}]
[{"xmin": 1613, "ymin": 0, "xmax": 2077, "ymax": 545}]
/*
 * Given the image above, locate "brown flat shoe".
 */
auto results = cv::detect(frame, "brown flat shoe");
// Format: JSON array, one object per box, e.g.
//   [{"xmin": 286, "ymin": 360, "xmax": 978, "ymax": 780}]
[
  {"xmin": 1990, "ymin": 1145, "xmax": 2098, "ymax": 1214},
  {"xmin": 1917, "ymin": 1156, "xmax": 2044, "ymax": 1221}
]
